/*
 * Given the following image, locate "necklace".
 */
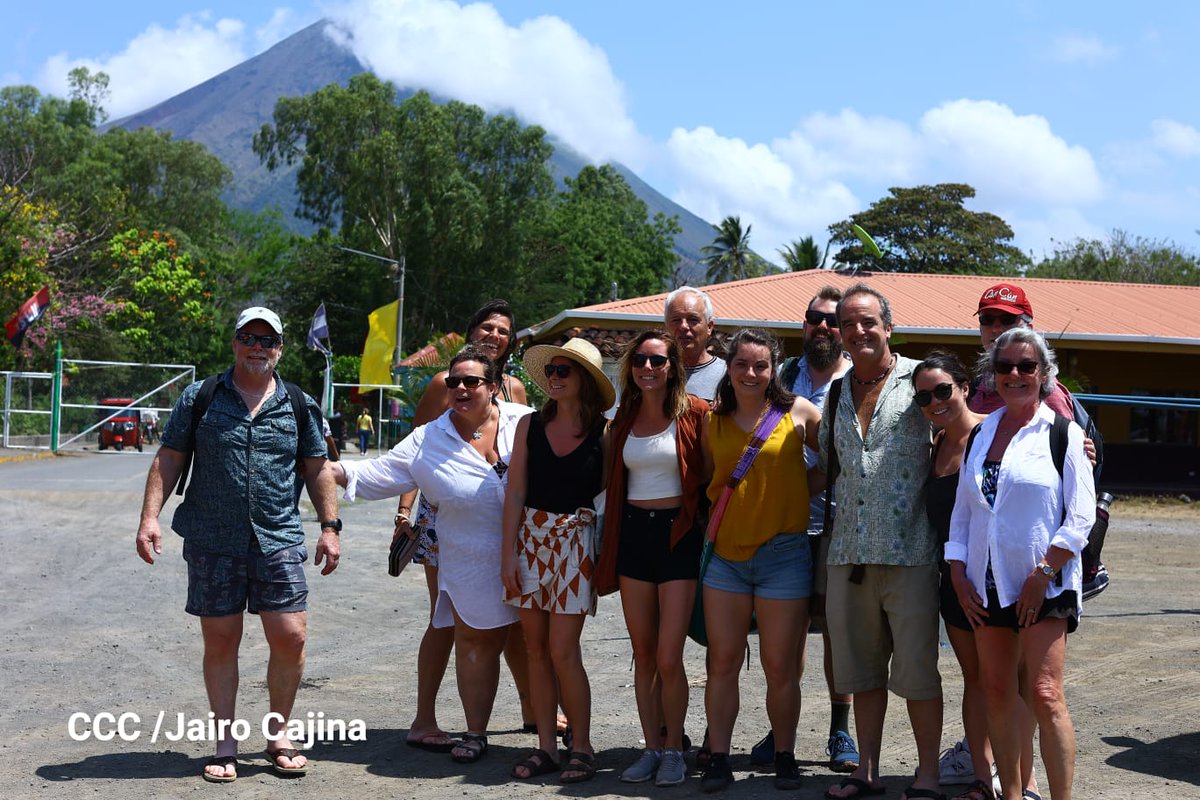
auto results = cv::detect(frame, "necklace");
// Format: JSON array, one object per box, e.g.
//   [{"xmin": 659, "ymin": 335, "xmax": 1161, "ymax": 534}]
[
  {"xmin": 851, "ymin": 354, "xmax": 894, "ymax": 386},
  {"xmin": 231, "ymin": 376, "xmax": 271, "ymax": 398}
]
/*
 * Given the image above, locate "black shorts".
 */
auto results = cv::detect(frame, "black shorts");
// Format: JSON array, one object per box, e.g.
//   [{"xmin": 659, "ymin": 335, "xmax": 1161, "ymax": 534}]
[
  {"xmin": 939, "ymin": 562, "xmax": 972, "ymax": 632},
  {"xmin": 982, "ymin": 583, "xmax": 1079, "ymax": 634},
  {"xmin": 616, "ymin": 505, "xmax": 702, "ymax": 584}
]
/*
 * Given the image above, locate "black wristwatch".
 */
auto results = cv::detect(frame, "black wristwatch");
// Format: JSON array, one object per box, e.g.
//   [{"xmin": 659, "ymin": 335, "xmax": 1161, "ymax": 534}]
[{"xmin": 320, "ymin": 518, "xmax": 342, "ymax": 533}]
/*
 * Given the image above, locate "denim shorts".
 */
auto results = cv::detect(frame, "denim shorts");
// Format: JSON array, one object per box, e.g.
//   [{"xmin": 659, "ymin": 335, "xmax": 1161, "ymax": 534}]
[
  {"xmin": 183, "ymin": 539, "xmax": 309, "ymax": 617},
  {"xmin": 703, "ymin": 533, "xmax": 813, "ymax": 600}
]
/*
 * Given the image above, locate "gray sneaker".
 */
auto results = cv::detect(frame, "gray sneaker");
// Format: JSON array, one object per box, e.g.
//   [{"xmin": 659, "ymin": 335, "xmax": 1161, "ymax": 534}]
[
  {"xmin": 621, "ymin": 749, "xmax": 661, "ymax": 783},
  {"xmin": 656, "ymin": 748, "xmax": 686, "ymax": 787}
]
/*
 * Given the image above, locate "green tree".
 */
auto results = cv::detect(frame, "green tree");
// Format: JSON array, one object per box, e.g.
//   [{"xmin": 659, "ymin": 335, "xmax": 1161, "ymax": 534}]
[
  {"xmin": 777, "ymin": 235, "xmax": 827, "ymax": 271},
  {"xmin": 703, "ymin": 215, "xmax": 769, "ymax": 283},
  {"xmin": 518, "ymin": 164, "xmax": 679, "ymax": 320},
  {"xmin": 253, "ymin": 76, "xmax": 555, "ymax": 341},
  {"xmin": 827, "ymin": 183, "xmax": 1028, "ymax": 275},
  {"xmin": 1027, "ymin": 229, "xmax": 1200, "ymax": 286}
]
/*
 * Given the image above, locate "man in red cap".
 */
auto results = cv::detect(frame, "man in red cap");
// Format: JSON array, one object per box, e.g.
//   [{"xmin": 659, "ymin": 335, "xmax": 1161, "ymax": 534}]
[{"xmin": 969, "ymin": 283, "xmax": 1075, "ymax": 418}]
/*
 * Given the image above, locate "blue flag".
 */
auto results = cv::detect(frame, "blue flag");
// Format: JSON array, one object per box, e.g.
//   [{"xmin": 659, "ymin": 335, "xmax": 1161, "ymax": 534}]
[{"xmin": 307, "ymin": 303, "xmax": 331, "ymax": 354}]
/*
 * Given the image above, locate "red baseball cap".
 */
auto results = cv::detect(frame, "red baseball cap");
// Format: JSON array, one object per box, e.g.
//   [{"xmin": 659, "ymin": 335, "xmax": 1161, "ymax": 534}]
[{"xmin": 976, "ymin": 283, "xmax": 1033, "ymax": 318}]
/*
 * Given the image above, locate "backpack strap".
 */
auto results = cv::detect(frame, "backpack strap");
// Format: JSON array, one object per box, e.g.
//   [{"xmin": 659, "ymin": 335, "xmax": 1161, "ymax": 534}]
[
  {"xmin": 283, "ymin": 381, "xmax": 313, "ymax": 464},
  {"xmin": 175, "ymin": 375, "xmax": 220, "ymax": 496},
  {"xmin": 1049, "ymin": 413, "xmax": 1069, "ymax": 481},
  {"xmin": 964, "ymin": 421, "xmax": 983, "ymax": 463},
  {"xmin": 820, "ymin": 377, "xmax": 844, "ymax": 538},
  {"xmin": 780, "ymin": 357, "xmax": 801, "ymax": 391}
]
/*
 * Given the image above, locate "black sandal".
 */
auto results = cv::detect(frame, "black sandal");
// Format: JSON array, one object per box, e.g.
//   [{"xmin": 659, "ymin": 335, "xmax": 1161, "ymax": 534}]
[
  {"xmin": 559, "ymin": 750, "xmax": 596, "ymax": 784},
  {"xmin": 450, "ymin": 733, "xmax": 488, "ymax": 764},
  {"xmin": 512, "ymin": 748, "xmax": 559, "ymax": 779}
]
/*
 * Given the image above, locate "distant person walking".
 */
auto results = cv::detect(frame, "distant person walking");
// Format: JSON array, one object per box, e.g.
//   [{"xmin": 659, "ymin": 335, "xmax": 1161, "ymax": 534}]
[{"xmin": 357, "ymin": 407, "xmax": 374, "ymax": 454}]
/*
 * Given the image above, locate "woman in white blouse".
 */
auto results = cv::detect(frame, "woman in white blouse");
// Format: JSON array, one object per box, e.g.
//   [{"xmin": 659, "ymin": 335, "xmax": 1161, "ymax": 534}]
[
  {"xmin": 327, "ymin": 345, "xmax": 532, "ymax": 765},
  {"xmin": 946, "ymin": 328, "xmax": 1094, "ymax": 800}
]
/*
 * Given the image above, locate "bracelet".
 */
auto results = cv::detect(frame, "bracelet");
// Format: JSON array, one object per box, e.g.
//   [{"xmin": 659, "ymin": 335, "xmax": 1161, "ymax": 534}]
[{"xmin": 394, "ymin": 513, "xmax": 410, "ymax": 526}]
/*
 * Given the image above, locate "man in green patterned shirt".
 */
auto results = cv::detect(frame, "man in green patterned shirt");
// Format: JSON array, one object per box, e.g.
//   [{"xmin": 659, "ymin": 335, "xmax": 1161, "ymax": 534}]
[{"xmin": 817, "ymin": 284, "xmax": 942, "ymax": 800}]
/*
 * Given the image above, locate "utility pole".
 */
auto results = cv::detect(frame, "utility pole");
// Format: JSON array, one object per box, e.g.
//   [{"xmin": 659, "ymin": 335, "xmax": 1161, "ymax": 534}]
[{"xmin": 335, "ymin": 246, "xmax": 406, "ymax": 366}]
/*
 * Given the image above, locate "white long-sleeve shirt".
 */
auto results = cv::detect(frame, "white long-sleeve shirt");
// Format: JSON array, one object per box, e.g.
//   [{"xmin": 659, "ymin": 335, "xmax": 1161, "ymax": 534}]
[
  {"xmin": 341, "ymin": 401, "xmax": 533, "ymax": 629},
  {"xmin": 945, "ymin": 402, "xmax": 1095, "ymax": 614}
]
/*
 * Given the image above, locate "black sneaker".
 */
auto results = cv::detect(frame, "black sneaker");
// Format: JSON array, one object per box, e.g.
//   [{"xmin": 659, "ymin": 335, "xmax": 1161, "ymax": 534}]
[
  {"xmin": 1082, "ymin": 563, "xmax": 1109, "ymax": 601},
  {"xmin": 750, "ymin": 730, "xmax": 775, "ymax": 766},
  {"xmin": 774, "ymin": 751, "xmax": 800, "ymax": 790},
  {"xmin": 701, "ymin": 753, "xmax": 734, "ymax": 793}
]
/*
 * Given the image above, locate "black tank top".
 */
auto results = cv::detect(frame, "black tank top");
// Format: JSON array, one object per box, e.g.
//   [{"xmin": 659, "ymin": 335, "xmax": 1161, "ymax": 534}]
[
  {"xmin": 925, "ymin": 432, "xmax": 960, "ymax": 546},
  {"xmin": 524, "ymin": 411, "xmax": 604, "ymax": 513}
]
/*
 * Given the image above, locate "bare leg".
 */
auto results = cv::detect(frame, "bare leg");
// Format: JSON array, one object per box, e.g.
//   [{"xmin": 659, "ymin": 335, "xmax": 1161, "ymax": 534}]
[
  {"xmin": 503, "ymin": 623, "xmax": 535, "ymax": 725},
  {"xmin": 976, "ymin": 626, "xmax": 1022, "ymax": 800},
  {"xmin": 200, "ymin": 614, "xmax": 243, "ymax": 780},
  {"xmin": 620, "ymin": 576, "xmax": 664, "ymax": 748},
  {"xmin": 826, "ymin": 688, "xmax": 888, "ymax": 797},
  {"xmin": 513, "ymin": 608, "xmax": 559, "ymax": 770},
  {"xmin": 260, "ymin": 610, "xmax": 309, "ymax": 771},
  {"xmin": 754, "ymin": 596, "xmax": 807, "ymax": 754},
  {"xmin": 656, "ymin": 579, "xmax": 696, "ymax": 751},
  {"xmin": 450, "ymin": 608, "xmax": 509, "ymax": 743},
  {"xmin": 906, "ymin": 695, "xmax": 944, "ymax": 797},
  {"xmin": 409, "ymin": 566, "xmax": 455, "ymax": 745},
  {"xmin": 549, "ymin": 612, "xmax": 593, "ymax": 781},
  {"xmin": 1021, "ymin": 619, "xmax": 1074, "ymax": 800},
  {"xmin": 703, "ymin": 586, "xmax": 753, "ymax": 754},
  {"xmin": 948, "ymin": 624, "xmax": 995, "ymax": 781}
]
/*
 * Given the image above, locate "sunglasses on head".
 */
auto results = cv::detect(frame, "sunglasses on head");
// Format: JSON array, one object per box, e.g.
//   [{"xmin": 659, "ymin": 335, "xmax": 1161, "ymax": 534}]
[
  {"xmin": 994, "ymin": 359, "xmax": 1039, "ymax": 376},
  {"xmin": 914, "ymin": 383, "xmax": 955, "ymax": 407},
  {"xmin": 235, "ymin": 332, "xmax": 282, "ymax": 349},
  {"xmin": 979, "ymin": 312, "xmax": 1019, "ymax": 327},
  {"xmin": 445, "ymin": 375, "xmax": 489, "ymax": 389},
  {"xmin": 805, "ymin": 309, "xmax": 838, "ymax": 328},
  {"xmin": 631, "ymin": 353, "xmax": 669, "ymax": 368},
  {"xmin": 543, "ymin": 364, "xmax": 574, "ymax": 379}
]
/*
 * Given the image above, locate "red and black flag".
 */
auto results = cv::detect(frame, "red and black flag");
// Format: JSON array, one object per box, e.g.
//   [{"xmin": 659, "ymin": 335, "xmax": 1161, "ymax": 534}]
[{"xmin": 5, "ymin": 286, "xmax": 51, "ymax": 349}]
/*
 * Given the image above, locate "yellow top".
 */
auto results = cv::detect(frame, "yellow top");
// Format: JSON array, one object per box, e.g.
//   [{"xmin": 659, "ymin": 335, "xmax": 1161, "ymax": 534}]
[{"xmin": 707, "ymin": 410, "xmax": 809, "ymax": 561}]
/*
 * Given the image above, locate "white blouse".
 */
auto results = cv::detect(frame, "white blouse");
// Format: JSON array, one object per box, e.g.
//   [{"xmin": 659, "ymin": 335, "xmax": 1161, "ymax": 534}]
[
  {"xmin": 341, "ymin": 401, "xmax": 533, "ymax": 629},
  {"xmin": 945, "ymin": 403, "xmax": 1095, "ymax": 614}
]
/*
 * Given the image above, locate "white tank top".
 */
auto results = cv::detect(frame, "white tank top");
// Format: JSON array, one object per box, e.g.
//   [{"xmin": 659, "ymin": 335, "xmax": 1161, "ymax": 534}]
[{"xmin": 623, "ymin": 420, "xmax": 682, "ymax": 500}]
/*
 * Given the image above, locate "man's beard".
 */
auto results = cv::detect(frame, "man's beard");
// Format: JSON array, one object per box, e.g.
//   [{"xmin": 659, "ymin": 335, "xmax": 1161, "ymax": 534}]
[
  {"xmin": 240, "ymin": 354, "xmax": 279, "ymax": 375},
  {"xmin": 804, "ymin": 333, "xmax": 841, "ymax": 371}
]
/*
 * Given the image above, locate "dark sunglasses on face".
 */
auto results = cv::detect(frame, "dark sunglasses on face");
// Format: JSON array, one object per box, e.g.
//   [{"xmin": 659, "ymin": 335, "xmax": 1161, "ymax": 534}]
[
  {"xmin": 979, "ymin": 312, "xmax": 1019, "ymax": 327},
  {"xmin": 994, "ymin": 359, "xmax": 1039, "ymax": 376},
  {"xmin": 631, "ymin": 353, "xmax": 669, "ymax": 368},
  {"xmin": 543, "ymin": 364, "xmax": 573, "ymax": 379},
  {"xmin": 235, "ymin": 332, "xmax": 282, "ymax": 349},
  {"xmin": 914, "ymin": 383, "xmax": 955, "ymax": 407},
  {"xmin": 805, "ymin": 309, "xmax": 838, "ymax": 328},
  {"xmin": 445, "ymin": 375, "xmax": 489, "ymax": 389}
]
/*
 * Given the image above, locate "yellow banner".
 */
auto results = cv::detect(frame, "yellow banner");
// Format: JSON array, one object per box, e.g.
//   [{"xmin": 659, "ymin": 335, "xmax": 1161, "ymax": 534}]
[{"xmin": 359, "ymin": 300, "xmax": 397, "ymax": 387}]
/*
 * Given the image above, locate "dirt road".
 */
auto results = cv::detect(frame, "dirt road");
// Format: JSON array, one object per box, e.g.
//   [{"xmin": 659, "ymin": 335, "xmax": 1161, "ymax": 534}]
[{"xmin": 1, "ymin": 452, "xmax": 1197, "ymax": 798}]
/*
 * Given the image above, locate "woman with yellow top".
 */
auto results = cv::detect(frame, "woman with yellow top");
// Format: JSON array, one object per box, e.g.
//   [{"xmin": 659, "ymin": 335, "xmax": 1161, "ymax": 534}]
[{"xmin": 698, "ymin": 328, "xmax": 824, "ymax": 793}]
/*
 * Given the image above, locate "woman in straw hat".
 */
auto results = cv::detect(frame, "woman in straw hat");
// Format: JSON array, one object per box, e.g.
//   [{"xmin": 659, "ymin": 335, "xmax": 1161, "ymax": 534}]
[
  {"xmin": 501, "ymin": 336, "xmax": 614, "ymax": 784},
  {"xmin": 594, "ymin": 330, "xmax": 709, "ymax": 788}
]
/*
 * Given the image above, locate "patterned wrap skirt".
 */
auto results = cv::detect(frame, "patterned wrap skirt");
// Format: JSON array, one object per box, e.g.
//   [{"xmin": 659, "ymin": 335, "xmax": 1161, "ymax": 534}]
[
  {"xmin": 412, "ymin": 493, "xmax": 438, "ymax": 567},
  {"xmin": 505, "ymin": 506, "xmax": 598, "ymax": 615}
]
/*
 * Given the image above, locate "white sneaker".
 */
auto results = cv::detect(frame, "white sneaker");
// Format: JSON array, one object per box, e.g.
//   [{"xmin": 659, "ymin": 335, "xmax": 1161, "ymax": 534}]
[
  {"xmin": 938, "ymin": 739, "xmax": 974, "ymax": 785},
  {"xmin": 991, "ymin": 762, "xmax": 1003, "ymax": 797}
]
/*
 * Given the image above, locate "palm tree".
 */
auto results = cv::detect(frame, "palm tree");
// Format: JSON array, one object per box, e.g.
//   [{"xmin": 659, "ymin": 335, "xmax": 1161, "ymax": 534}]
[
  {"xmin": 777, "ymin": 235, "xmax": 827, "ymax": 271},
  {"xmin": 703, "ymin": 215, "xmax": 754, "ymax": 283}
]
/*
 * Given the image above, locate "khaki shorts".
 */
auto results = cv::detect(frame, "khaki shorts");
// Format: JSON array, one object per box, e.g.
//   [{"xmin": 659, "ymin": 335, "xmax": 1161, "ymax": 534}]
[{"xmin": 825, "ymin": 562, "xmax": 941, "ymax": 700}]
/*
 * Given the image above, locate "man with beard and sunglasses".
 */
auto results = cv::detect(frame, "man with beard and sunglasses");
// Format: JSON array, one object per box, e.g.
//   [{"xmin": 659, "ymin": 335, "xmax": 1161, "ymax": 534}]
[
  {"xmin": 750, "ymin": 286, "xmax": 861, "ymax": 774},
  {"xmin": 136, "ymin": 307, "xmax": 339, "ymax": 783}
]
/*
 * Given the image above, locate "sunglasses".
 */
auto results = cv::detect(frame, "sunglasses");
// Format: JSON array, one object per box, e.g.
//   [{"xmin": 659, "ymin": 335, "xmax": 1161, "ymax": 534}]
[
  {"xmin": 979, "ymin": 312, "xmax": 1019, "ymax": 327},
  {"xmin": 631, "ymin": 353, "xmax": 669, "ymax": 368},
  {"xmin": 445, "ymin": 375, "xmax": 489, "ymax": 389},
  {"xmin": 805, "ymin": 309, "xmax": 838, "ymax": 328},
  {"xmin": 235, "ymin": 332, "xmax": 283, "ymax": 349},
  {"xmin": 543, "ymin": 364, "xmax": 574, "ymax": 379},
  {"xmin": 914, "ymin": 383, "xmax": 955, "ymax": 407},
  {"xmin": 994, "ymin": 359, "xmax": 1039, "ymax": 376}
]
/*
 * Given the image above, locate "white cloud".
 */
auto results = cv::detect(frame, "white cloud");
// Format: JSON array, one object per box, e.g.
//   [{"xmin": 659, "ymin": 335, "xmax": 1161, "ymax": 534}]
[
  {"xmin": 919, "ymin": 100, "xmax": 1103, "ymax": 206},
  {"xmin": 1150, "ymin": 118, "xmax": 1200, "ymax": 158},
  {"xmin": 1048, "ymin": 33, "xmax": 1119, "ymax": 65},
  {"xmin": 323, "ymin": 0, "xmax": 647, "ymax": 165},
  {"xmin": 257, "ymin": 7, "xmax": 301, "ymax": 53},
  {"xmin": 36, "ymin": 14, "xmax": 248, "ymax": 119},
  {"xmin": 779, "ymin": 109, "xmax": 923, "ymax": 183},
  {"xmin": 1005, "ymin": 207, "xmax": 1107, "ymax": 260}
]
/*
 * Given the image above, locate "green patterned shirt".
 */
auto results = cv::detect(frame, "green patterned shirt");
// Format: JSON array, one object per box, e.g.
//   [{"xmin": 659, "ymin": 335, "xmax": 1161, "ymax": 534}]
[{"xmin": 818, "ymin": 355, "xmax": 935, "ymax": 566}]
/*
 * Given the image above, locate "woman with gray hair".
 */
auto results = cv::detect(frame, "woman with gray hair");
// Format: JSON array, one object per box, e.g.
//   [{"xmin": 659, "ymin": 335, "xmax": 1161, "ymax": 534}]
[{"xmin": 946, "ymin": 328, "xmax": 1095, "ymax": 800}]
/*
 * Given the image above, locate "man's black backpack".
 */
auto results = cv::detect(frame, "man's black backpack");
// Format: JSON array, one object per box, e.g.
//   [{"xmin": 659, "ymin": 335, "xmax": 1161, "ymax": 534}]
[{"xmin": 174, "ymin": 375, "xmax": 312, "ymax": 496}]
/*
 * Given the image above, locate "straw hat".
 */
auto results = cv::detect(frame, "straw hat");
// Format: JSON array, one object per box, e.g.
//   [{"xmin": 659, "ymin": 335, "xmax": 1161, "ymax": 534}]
[{"xmin": 523, "ymin": 338, "xmax": 616, "ymax": 410}]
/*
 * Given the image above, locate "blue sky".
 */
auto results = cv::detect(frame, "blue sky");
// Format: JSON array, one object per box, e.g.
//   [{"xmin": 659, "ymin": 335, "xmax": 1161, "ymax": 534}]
[{"xmin": 7, "ymin": 1, "xmax": 1200, "ymax": 264}]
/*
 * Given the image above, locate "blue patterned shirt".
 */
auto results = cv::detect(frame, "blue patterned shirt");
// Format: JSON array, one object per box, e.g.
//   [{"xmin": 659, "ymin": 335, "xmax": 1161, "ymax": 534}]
[
  {"xmin": 818, "ymin": 355, "xmax": 935, "ymax": 566},
  {"xmin": 160, "ymin": 369, "xmax": 326, "ymax": 556}
]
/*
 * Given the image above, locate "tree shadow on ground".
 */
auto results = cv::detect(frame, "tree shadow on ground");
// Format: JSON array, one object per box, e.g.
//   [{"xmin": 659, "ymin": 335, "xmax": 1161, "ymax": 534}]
[{"xmin": 1102, "ymin": 732, "xmax": 1200, "ymax": 785}]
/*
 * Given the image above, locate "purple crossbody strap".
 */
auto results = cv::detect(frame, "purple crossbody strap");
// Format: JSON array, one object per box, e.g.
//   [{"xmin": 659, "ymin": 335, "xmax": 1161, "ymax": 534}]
[{"xmin": 706, "ymin": 404, "xmax": 788, "ymax": 544}]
